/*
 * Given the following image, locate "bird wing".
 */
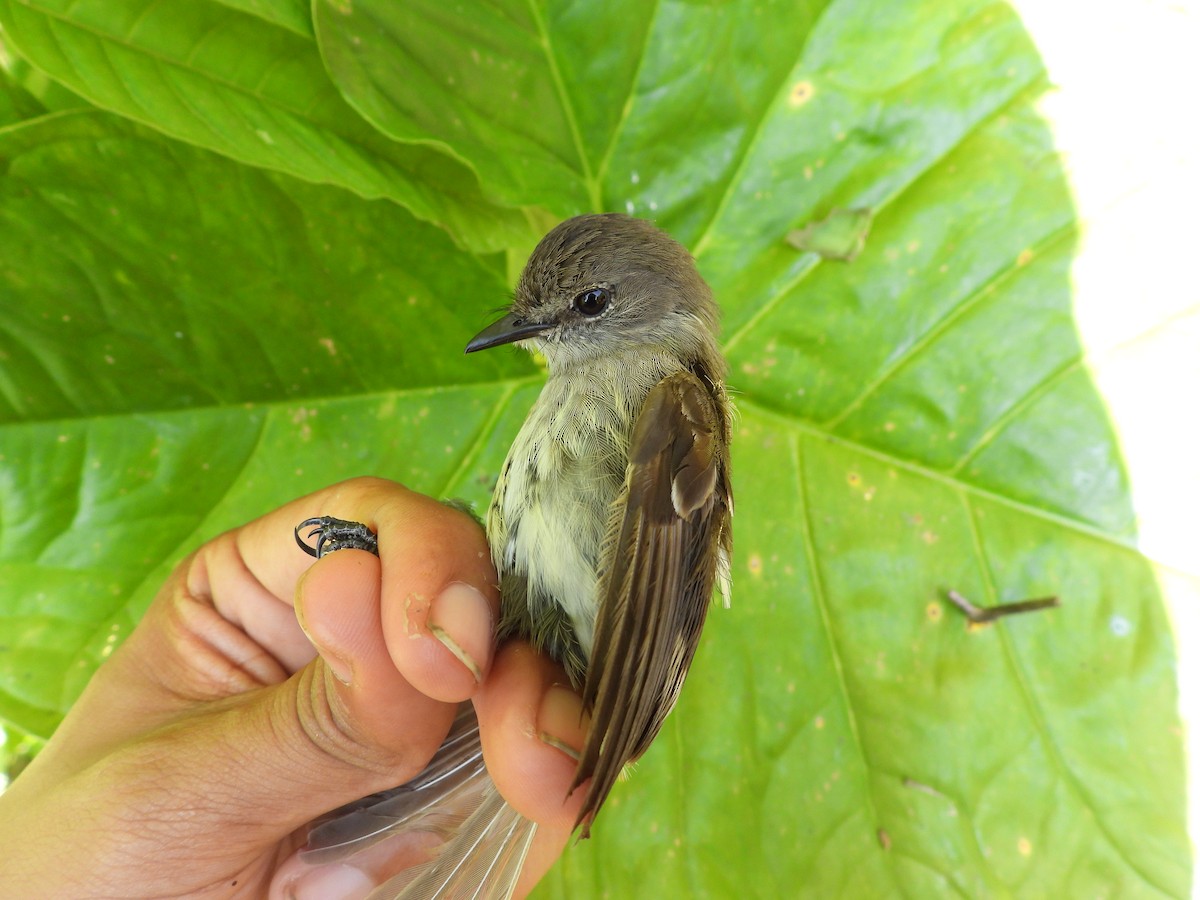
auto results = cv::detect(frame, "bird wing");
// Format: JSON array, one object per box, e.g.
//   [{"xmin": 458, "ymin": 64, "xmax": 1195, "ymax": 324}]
[{"xmin": 571, "ymin": 368, "xmax": 733, "ymax": 836}]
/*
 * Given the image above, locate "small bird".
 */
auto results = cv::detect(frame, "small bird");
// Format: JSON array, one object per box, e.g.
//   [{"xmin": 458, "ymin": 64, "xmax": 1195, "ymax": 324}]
[{"xmin": 296, "ymin": 213, "xmax": 733, "ymax": 898}]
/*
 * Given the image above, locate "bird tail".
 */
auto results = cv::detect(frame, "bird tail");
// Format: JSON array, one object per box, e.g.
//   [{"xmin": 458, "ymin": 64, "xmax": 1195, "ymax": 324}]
[
  {"xmin": 367, "ymin": 783, "xmax": 536, "ymax": 900},
  {"xmin": 301, "ymin": 703, "xmax": 537, "ymax": 900}
]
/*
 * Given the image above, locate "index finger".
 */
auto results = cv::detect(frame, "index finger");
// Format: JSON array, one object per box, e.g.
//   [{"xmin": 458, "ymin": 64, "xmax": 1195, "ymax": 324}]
[
  {"xmin": 230, "ymin": 477, "xmax": 500, "ymax": 698},
  {"xmin": 231, "ymin": 477, "xmax": 429, "ymax": 605}
]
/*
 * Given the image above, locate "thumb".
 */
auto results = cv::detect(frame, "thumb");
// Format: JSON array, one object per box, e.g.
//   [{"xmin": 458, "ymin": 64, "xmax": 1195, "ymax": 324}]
[
  {"xmin": 216, "ymin": 495, "xmax": 505, "ymax": 840},
  {"xmin": 200, "ymin": 483, "xmax": 505, "ymax": 840},
  {"xmin": 0, "ymin": 547, "xmax": 477, "ymax": 895},
  {"xmin": 176, "ymin": 542, "xmax": 498, "ymax": 846},
  {"xmin": 0, "ymin": 481, "xmax": 503, "ymax": 896}
]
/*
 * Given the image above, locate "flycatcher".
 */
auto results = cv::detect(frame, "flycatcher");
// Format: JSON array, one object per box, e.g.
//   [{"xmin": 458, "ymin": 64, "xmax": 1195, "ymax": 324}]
[{"xmin": 296, "ymin": 213, "xmax": 733, "ymax": 898}]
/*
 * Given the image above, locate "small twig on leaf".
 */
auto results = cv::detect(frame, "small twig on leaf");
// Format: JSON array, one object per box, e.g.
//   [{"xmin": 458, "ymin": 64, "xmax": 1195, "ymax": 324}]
[{"xmin": 946, "ymin": 589, "xmax": 1060, "ymax": 624}]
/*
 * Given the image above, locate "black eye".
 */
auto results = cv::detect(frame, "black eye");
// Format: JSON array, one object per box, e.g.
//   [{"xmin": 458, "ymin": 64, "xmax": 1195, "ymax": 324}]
[{"xmin": 573, "ymin": 286, "xmax": 610, "ymax": 316}]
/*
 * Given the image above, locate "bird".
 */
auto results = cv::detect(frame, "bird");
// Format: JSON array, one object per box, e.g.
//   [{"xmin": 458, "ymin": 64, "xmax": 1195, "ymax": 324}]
[{"xmin": 294, "ymin": 212, "xmax": 733, "ymax": 899}]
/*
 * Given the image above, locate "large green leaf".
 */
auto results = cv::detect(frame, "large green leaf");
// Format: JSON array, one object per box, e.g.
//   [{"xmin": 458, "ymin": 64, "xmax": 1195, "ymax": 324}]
[
  {"xmin": 0, "ymin": 112, "xmax": 521, "ymax": 422},
  {"xmin": 0, "ymin": 0, "xmax": 1192, "ymax": 896},
  {"xmin": 0, "ymin": 0, "xmax": 536, "ymax": 252}
]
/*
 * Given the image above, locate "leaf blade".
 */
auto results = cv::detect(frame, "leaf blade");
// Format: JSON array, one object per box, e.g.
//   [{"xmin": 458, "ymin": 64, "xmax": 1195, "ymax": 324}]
[{"xmin": 0, "ymin": 0, "xmax": 535, "ymax": 251}]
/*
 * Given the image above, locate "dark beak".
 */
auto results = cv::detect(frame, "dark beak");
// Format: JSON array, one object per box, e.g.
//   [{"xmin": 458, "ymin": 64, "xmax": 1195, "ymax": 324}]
[{"xmin": 465, "ymin": 312, "xmax": 553, "ymax": 353}]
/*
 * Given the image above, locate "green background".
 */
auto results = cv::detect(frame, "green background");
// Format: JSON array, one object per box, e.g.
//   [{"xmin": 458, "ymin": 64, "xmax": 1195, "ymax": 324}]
[{"xmin": 1, "ymin": 0, "xmax": 1194, "ymax": 896}]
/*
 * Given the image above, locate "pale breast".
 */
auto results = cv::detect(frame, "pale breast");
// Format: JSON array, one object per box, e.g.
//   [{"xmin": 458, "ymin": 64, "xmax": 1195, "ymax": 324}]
[{"xmin": 489, "ymin": 350, "xmax": 682, "ymax": 660}]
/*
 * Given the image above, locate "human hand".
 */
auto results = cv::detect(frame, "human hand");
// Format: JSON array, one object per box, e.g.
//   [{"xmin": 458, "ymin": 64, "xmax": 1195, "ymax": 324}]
[{"xmin": 0, "ymin": 478, "xmax": 588, "ymax": 898}]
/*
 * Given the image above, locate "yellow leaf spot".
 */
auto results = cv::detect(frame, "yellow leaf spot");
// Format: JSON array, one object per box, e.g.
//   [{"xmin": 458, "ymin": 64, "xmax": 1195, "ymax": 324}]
[
  {"xmin": 1018, "ymin": 837, "xmax": 1032, "ymax": 856},
  {"xmin": 926, "ymin": 602, "xmax": 943, "ymax": 621},
  {"xmin": 789, "ymin": 80, "xmax": 815, "ymax": 107},
  {"xmin": 1016, "ymin": 248, "xmax": 1034, "ymax": 266}
]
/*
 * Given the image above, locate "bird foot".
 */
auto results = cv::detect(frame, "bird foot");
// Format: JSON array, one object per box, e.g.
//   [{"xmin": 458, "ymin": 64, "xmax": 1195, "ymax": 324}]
[{"xmin": 294, "ymin": 516, "xmax": 379, "ymax": 558}]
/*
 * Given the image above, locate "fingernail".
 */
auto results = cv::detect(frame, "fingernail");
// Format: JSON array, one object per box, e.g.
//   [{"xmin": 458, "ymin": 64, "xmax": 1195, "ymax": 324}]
[
  {"xmin": 428, "ymin": 582, "xmax": 493, "ymax": 683},
  {"xmin": 538, "ymin": 684, "xmax": 589, "ymax": 761},
  {"xmin": 321, "ymin": 653, "xmax": 353, "ymax": 686},
  {"xmin": 294, "ymin": 588, "xmax": 353, "ymax": 686},
  {"xmin": 287, "ymin": 863, "xmax": 374, "ymax": 900}
]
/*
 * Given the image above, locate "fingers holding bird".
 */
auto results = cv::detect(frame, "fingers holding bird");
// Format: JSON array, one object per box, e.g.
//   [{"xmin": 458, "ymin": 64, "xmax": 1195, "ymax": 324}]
[
  {"xmin": 286, "ymin": 478, "xmax": 501, "ymax": 746},
  {"xmin": 475, "ymin": 641, "xmax": 593, "ymax": 895}
]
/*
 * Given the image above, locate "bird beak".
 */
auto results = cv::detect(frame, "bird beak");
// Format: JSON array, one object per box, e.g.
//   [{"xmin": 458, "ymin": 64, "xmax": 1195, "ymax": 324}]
[{"xmin": 465, "ymin": 312, "xmax": 553, "ymax": 353}]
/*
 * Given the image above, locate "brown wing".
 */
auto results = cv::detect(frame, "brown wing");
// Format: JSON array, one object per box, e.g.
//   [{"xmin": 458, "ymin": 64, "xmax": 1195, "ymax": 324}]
[{"xmin": 570, "ymin": 368, "xmax": 733, "ymax": 836}]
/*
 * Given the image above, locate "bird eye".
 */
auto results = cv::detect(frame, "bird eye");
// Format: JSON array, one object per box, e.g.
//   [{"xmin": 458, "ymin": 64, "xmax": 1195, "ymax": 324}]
[{"xmin": 573, "ymin": 287, "xmax": 610, "ymax": 316}]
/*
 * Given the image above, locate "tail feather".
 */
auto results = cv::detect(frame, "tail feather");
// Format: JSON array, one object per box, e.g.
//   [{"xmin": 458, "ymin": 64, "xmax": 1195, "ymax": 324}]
[
  {"xmin": 301, "ymin": 703, "xmax": 537, "ymax": 900},
  {"xmin": 368, "ymin": 784, "xmax": 536, "ymax": 900},
  {"xmin": 303, "ymin": 705, "xmax": 487, "ymax": 861}
]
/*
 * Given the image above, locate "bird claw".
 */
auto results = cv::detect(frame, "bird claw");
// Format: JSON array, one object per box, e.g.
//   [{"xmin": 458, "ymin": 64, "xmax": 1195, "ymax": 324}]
[{"xmin": 294, "ymin": 516, "xmax": 379, "ymax": 559}]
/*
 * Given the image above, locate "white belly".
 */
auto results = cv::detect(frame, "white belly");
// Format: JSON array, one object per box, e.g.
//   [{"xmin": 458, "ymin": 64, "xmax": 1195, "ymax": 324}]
[{"xmin": 489, "ymin": 349, "xmax": 681, "ymax": 659}]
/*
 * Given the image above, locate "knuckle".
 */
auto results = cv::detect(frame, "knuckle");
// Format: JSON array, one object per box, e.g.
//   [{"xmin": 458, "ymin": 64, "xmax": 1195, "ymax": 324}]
[{"xmin": 287, "ymin": 665, "xmax": 436, "ymax": 781}]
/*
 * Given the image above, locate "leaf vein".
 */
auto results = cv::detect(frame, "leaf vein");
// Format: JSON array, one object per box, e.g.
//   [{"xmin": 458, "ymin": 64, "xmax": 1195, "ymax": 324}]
[
  {"xmin": 793, "ymin": 431, "xmax": 898, "ymax": 888},
  {"xmin": 689, "ymin": 7, "xmax": 828, "ymax": 261},
  {"xmin": 962, "ymin": 493, "xmax": 1178, "ymax": 897},
  {"xmin": 592, "ymin": 0, "xmax": 662, "ymax": 190},
  {"xmin": 742, "ymin": 399, "xmax": 1147, "ymax": 562},
  {"xmin": 823, "ymin": 219, "xmax": 1078, "ymax": 432},
  {"xmin": 524, "ymin": 0, "xmax": 596, "ymax": 207}
]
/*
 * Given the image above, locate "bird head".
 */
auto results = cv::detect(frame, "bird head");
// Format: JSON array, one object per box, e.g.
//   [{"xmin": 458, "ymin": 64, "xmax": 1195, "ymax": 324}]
[{"xmin": 466, "ymin": 214, "xmax": 720, "ymax": 373}]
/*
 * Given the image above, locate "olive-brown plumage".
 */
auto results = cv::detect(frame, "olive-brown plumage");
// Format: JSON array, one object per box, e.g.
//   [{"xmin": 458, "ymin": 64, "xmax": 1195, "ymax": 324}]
[
  {"xmin": 475, "ymin": 214, "xmax": 733, "ymax": 836},
  {"xmin": 301, "ymin": 213, "xmax": 732, "ymax": 897}
]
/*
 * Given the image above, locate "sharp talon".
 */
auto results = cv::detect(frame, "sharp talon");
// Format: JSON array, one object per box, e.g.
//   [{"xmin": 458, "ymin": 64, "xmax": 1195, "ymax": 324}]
[
  {"xmin": 294, "ymin": 522, "xmax": 320, "ymax": 558},
  {"xmin": 293, "ymin": 516, "xmax": 380, "ymax": 559}
]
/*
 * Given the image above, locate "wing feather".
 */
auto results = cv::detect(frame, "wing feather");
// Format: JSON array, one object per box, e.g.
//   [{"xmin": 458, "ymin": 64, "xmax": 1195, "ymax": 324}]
[{"xmin": 571, "ymin": 369, "xmax": 732, "ymax": 835}]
